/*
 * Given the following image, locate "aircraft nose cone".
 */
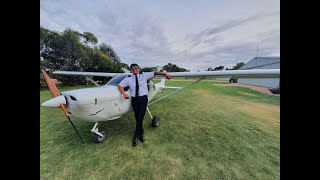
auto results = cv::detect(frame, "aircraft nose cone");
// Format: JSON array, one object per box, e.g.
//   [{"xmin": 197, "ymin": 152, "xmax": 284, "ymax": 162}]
[{"xmin": 42, "ymin": 95, "xmax": 66, "ymax": 107}]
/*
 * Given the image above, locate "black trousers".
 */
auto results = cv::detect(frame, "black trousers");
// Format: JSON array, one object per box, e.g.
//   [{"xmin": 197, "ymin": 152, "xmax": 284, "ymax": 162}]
[{"xmin": 131, "ymin": 96, "xmax": 148, "ymax": 136}]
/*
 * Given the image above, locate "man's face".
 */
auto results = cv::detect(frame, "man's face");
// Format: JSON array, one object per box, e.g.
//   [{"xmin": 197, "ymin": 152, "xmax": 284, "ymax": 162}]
[{"xmin": 130, "ymin": 65, "xmax": 139, "ymax": 75}]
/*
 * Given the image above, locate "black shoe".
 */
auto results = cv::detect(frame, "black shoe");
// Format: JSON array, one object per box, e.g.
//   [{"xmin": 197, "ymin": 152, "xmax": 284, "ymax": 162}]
[
  {"xmin": 139, "ymin": 134, "xmax": 144, "ymax": 143},
  {"xmin": 132, "ymin": 135, "xmax": 138, "ymax": 146}
]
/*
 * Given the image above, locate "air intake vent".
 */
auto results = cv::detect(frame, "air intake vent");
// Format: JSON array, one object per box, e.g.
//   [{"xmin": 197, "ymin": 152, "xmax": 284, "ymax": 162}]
[{"xmin": 70, "ymin": 96, "xmax": 77, "ymax": 101}]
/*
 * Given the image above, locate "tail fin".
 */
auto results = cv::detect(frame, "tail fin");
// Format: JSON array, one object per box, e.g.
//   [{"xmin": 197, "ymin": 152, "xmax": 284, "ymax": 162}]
[
  {"xmin": 160, "ymin": 78, "xmax": 165, "ymax": 86},
  {"xmin": 122, "ymin": 68, "xmax": 130, "ymax": 73}
]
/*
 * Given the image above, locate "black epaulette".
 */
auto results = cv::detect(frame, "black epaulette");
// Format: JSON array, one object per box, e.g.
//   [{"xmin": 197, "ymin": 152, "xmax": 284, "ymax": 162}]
[{"xmin": 124, "ymin": 86, "xmax": 130, "ymax": 91}]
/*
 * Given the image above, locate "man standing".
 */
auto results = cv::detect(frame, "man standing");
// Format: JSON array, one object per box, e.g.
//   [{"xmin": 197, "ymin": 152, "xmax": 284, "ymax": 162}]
[{"xmin": 118, "ymin": 63, "xmax": 171, "ymax": 146}]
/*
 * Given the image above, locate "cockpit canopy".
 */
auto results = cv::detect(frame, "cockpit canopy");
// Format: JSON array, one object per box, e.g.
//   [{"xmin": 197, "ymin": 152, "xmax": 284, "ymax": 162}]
[
  {"xmin": 104, "ymin": 74, "xmax": 152, "ymax": 92},
  {"xmin": 105, "ymin": 74, "xmax": 128, "ymax": 86}
]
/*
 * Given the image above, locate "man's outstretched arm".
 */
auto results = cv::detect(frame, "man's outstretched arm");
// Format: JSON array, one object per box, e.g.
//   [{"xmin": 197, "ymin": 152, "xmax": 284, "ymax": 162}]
[{"xmin": 154, "ymin": 71, "xmax": 171, "ymax": 79}]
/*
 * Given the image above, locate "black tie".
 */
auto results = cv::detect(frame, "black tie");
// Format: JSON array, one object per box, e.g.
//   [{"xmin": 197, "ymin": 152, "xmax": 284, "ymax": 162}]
[{"xmin": 135, "ymin": 75, "xmax": 139, "ymax": 97}]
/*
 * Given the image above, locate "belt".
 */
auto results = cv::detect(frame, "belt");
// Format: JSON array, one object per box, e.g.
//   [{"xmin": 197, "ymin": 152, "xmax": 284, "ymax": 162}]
[{"xmin": 132, "ymin": 95, "xmax": 147, "ymax": 99}]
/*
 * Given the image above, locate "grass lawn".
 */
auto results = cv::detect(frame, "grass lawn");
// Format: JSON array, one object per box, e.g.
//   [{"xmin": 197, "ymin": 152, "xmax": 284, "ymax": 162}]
[{"xmin": 40, "ymin": 80, "xmax": 280, "ymax": 179}]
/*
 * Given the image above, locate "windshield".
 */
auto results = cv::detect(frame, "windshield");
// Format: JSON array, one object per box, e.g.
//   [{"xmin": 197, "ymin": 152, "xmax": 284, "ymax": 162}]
[{"xmin": 106, "ymin": 75, "xmax": 128, "ymax": 86}]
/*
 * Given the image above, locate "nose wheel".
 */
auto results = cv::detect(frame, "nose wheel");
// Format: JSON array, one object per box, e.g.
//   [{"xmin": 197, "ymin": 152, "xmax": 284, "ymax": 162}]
[{"xmin": 91, "ymin": 122, "xmax": 108, "ymax": 143}]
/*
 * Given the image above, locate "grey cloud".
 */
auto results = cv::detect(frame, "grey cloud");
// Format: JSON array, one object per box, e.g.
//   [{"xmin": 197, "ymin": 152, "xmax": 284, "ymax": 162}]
[
  {"xmin": 41, "ymin": 0, "xmax": 175, "ymax": 66},
  {"xmin": 185, "ymin": 11, "xmax": 279, "ymax": 49},
  {"xmin": 172, "ymin": 32, "xmax": 279, "ymax": 70},
  {"xmin": 40, "ymin": 1, "xmax": 279, "ymax": 71},
  {"xmin": 169, "ymin": 12, "xmax": 279, "ymax": 70},
  {"xmin": 185, "ymin": 15, "xmax": 260, "ymax": 44}
]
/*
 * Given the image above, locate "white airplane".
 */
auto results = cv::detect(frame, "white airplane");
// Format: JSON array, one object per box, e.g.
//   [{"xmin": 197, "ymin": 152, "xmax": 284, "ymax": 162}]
[{"xmin": 41, "ymin": 68, "xmax": 280, "ymax": 144}]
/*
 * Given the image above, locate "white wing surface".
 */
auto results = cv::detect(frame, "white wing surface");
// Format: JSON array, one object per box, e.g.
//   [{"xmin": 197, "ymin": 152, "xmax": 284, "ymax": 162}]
[
  {"xmin": 53, "ymin": 69, "xmax": 279, "ymax": 79},
  {"xmin": 164, "ymin": 69, "xmax": 279, "ymax": 78},
  {"xmin": 53, "ymin": 71, "xmax": 131, "ymax": 77}
]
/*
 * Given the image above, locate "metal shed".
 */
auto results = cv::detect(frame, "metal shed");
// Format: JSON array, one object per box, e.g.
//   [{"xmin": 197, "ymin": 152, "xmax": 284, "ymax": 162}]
[{"xmin": 237, "ymin": 57, "xmax": 280, "ymax": 89}]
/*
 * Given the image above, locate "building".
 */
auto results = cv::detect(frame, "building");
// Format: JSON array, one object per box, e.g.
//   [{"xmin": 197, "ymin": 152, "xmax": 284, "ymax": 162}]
[{"xmin": 237, "ymin": 57, "xmax": 280, "ymax": 91}]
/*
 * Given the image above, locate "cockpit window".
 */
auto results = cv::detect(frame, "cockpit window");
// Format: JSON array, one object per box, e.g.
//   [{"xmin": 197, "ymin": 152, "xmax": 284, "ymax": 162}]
[{"xmin": 105, "ymin": 75, "xmax": 128, "ymax": 86}]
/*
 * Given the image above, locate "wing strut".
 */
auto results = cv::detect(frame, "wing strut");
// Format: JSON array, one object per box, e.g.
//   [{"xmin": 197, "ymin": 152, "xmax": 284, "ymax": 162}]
[
  {"xmin": 85, "ymin": 76, "xmax": 101, "ymax": 87},
  {"xmin": 148, "ymin": 77, "xmax": 204, "ymax": 106}
]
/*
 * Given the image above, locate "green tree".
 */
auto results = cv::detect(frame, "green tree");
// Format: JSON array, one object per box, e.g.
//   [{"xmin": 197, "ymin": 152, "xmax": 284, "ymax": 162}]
[
  {"xmin": 40, "ymin": 26, "xmax": 50, "ymax": 50},
  {"xmin": 163, "ymin": 63, "xmax": 188, "ymax": 72},
  {"xmin": 213, "ymin": 66, "xmax": 224, "ymax": 71},
  {"xmin": 81, "ymin": 32, "xmax": 98, "ymax": 45},
  {"xmin": 232, "ymin": 62, "xmax": 245, "ymax": 70},
  {"xmin": 40, "ymin": 27, "xmax": 124, "ymax": 86},
  {"xmin": 99, "ymin": 43, "xmax": 121, "ymax": 62},
  {"xmin": 120, "ymin": 63, "xmax": 129, "ymax": 70},
  {"xmin": 141, "ymin": 67, "xmax": 156, "ymax": 72}
]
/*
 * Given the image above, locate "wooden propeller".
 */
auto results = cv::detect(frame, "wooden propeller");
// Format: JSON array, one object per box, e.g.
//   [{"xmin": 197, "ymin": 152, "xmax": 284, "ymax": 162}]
[{"xmin": 41, "ymin": 69, "xmax": 84, "ymax": 144}]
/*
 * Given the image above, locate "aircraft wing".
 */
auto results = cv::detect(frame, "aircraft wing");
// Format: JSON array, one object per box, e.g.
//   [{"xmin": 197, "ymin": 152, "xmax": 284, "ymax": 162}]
[
  {"xmin": 148, "ymin": 69, "xmax": 279, "ymax": 106},
  {"xmin": 52, "ymin": 69, "xmax": 279, "ymax": 107},
  {"xmin": 53, "ymin": 71, "xmax": 131, "ymax": 77},
  {"xmin": 163, "ymin": 69, "xmax": 280, "ymax": 79},
  {"xmin": 53, "ymin": 69, "xmax": 279, "ymax": 79}
]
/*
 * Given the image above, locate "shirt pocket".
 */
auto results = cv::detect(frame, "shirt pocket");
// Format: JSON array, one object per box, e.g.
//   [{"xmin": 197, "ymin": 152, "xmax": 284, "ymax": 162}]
[{"xmin": 139, "ymin": 76, "xmax": 146, "ymax": 82}]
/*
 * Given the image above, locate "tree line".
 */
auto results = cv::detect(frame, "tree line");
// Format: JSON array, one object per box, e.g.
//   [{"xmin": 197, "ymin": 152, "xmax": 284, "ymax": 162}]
[
  {"xmin": 40, "ymin": 27, "xmax": 190, "ymax": 86},
  {"xmin": 141, "ymin": 63, "xmax": 189, "ymax": 72},
  {"xmin": 40, "ymin": 26, "xmax": 126, "ymax": 85},
  {"xmin": 207, "ymin": 62, "xmax": 245, "ymax": 71},
  {"xmin": 42, "ymin": 27, "xmax": 248, "ymax": 86}
]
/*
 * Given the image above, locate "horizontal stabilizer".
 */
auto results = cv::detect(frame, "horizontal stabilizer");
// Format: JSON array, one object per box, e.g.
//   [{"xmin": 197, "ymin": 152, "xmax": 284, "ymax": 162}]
[{"xmin": 163, "ymin": 86, "xmax": 182, "ymax": 89}]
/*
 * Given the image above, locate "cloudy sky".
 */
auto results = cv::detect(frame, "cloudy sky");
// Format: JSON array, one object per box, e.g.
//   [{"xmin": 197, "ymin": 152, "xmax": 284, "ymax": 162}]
[{"xmin": 40, "ymin": 0, "xmax": 280, "ymax": 72}]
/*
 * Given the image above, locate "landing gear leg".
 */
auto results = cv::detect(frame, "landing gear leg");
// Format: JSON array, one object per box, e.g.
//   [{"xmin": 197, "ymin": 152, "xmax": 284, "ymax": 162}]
[
  {"xmin": 147, "ymin": 107, "xmax": 160, "ymax": 127},
  {"xmin": 91, "ymin": 122, "xmax": 107, "ymax": 143}
]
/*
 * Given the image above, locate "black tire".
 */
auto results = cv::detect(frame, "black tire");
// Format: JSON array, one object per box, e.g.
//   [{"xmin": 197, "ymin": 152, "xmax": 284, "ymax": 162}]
[
  {"xmin": 151, "ymin": 116, "xmax": 160, "ymax": 127},
  {"xmin": 92, "ymin": 128, "xmax": 107, "ymax": 143}
]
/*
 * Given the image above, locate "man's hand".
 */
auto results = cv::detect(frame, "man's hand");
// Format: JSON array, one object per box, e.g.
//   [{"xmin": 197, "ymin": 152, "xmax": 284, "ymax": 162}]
[
  {"xmin": 122, "ymin": 92, "xmax": 129, "ymax": 99},
  {"xmin": 118, "ymin": 85, "xmax": 129, "ymax": 99},
  {"xmin": 165, "ymin": 73, "xmax": 171, "ymax": 80},
  {"xmin": 154, "ymin": 71, "xmax": 171, "ymax": 80}
]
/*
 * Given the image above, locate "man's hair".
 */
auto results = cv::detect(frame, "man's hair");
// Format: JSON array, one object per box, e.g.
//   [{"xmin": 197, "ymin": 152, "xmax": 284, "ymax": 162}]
[{"xmin": 130, "ymin": 63, "xmax": 139, "ymax": 70}]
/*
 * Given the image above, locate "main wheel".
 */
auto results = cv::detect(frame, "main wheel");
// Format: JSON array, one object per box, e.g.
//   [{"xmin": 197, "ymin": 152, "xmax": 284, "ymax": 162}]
[
  {"xmin": 151, "ymin": 116, "xmax": 160, "ymax": 127},
  {"xmin": 92, "ymin": 128, "xmax": 107, "ymax": 143}
]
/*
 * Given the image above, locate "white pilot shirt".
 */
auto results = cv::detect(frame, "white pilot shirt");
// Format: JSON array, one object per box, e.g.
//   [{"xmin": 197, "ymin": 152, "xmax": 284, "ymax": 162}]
[{"xmin": 118, "ymin": 72, "xmax": 155, "ymax": 97}]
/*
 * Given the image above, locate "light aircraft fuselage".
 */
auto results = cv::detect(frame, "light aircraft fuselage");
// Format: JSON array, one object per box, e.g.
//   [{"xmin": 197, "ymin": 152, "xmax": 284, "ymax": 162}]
[{"xmin": 43, "ymin": 75, "xmax": 161, "ymax": 122}]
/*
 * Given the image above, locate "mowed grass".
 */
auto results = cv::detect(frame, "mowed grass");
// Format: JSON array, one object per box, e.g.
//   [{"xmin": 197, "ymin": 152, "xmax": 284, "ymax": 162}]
[{"xmin": 40, "ymin": 80, "xmax": 280, "ymax": 179}]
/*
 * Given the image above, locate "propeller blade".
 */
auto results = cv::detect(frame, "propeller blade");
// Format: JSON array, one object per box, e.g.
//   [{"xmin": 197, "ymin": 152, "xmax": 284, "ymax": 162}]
[
  {"xmin": 41, "ymin": 69, "xmax": 60, "ymax": 97},
  {"xmin": 61, "ymin": 104, "xmax": 84, "ymax": 144},
  {"xmin": 41, "ymin": 69, "xmax": 84, "ymax": 144},
  {"xmin": 66, "ymin": 116, "xmax": 84, "ymax": 144}
]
